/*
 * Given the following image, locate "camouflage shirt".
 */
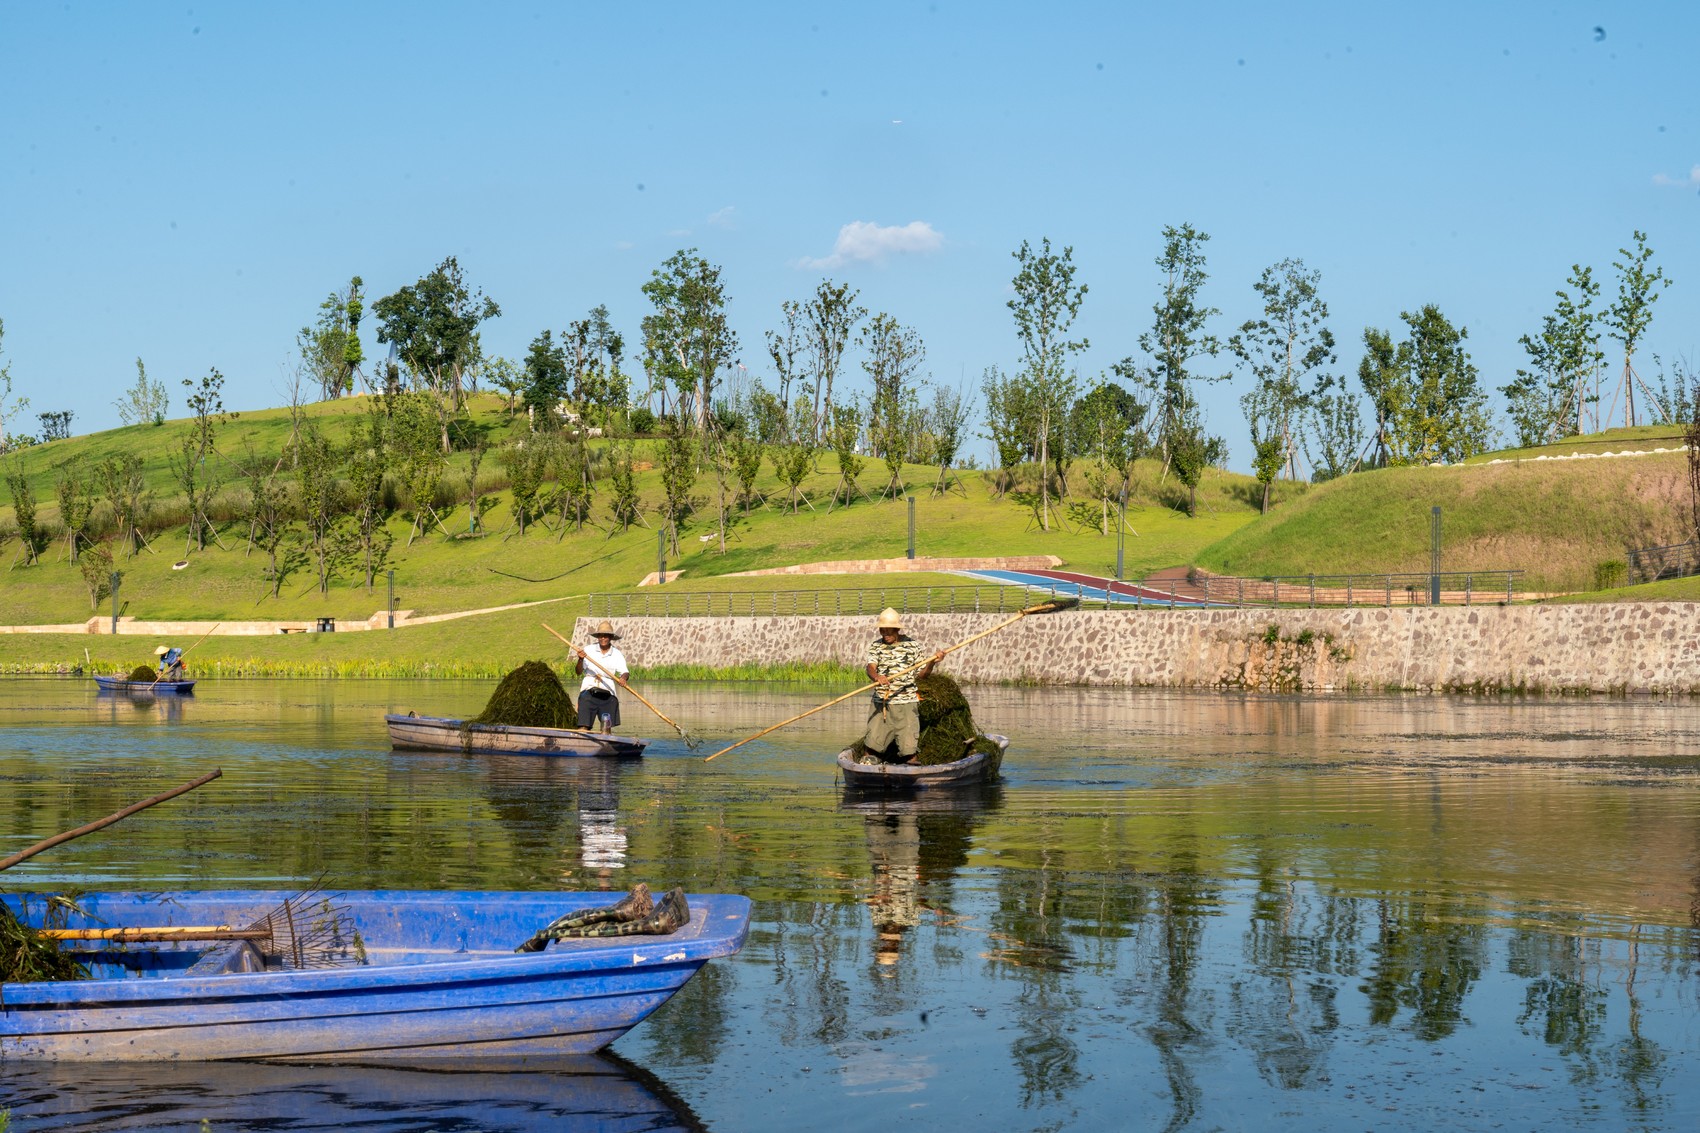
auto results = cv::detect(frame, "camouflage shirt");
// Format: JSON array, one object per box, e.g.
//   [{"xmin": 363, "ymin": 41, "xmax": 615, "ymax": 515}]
[{"xmin": 866, "ymin": 635, "xmax": 926, "ymax": 704}]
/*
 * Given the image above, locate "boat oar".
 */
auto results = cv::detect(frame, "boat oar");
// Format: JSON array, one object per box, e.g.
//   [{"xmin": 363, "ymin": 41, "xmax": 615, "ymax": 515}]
[
  {"xmin": 149, "ymin": 622, "xmax": 221, "ymax": 688},
  {"xmin": 702, "ymin": 596, "xmax": 1080, "ymax": 762},
  {"xmin": 0, "ymin": 769, "xmax": 223, "ymax": 872},
  {"xmin": 542, "ymin": 621, "xmax": 702, "ymax": 749}
]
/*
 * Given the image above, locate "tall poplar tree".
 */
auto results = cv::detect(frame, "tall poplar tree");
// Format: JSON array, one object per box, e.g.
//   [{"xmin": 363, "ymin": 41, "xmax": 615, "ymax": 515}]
[
  {"xmin": 1229, "ymin": 258, "xmax": 1335, "ymax": 480},
  {"xmin": 1138, "ymin": 224, "xmax": 1227, "ymax": 463},
  {"xmin": 1009, "ymin": 238, "xmax": 1088, "ymax": 530},
  {"xmin": 1605, "ymin": 230, "xmax": 1673, "ymax": 429}
]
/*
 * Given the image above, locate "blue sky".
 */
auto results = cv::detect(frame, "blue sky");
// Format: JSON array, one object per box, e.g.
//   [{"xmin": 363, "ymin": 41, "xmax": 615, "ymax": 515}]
[{"xmin": 2, "ymin": 1, "xmax": 1696, "ymax": 469}]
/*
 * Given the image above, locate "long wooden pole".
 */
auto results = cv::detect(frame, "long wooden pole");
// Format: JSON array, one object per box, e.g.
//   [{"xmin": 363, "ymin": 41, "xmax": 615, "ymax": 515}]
[
  {"xmin": 0, "ymin": 769, "xmax": 223, "ymax": 872},
  {"xmin": 702, "ymin": 598, "xmax": 1077, "ymax": 762},
  {"xmin": 542, "ymin": 622, "xmax": 699, "ymax": 747}
]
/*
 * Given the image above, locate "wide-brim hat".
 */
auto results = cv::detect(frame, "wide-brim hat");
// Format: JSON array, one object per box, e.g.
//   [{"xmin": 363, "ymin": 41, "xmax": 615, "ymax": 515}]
[
  {"xmin": 876, "ymin": 608, "xmax": 902, "ymax": 630},
  {"xmin": 592, "ymin": 620, "xmax": 621, "ymax": 640},
  {"xmin": 154, "ymin": 645, "xmax": 170, "ymax": 656}
]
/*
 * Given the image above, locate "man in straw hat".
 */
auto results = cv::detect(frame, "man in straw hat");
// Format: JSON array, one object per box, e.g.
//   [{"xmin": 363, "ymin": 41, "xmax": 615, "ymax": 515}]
[
  {"xmin": 573, "ymin": 621, "xmax": 630, "ymax": 732},
  {"xmin": 863, "ymin": 608, "xmax": 945, "ymax": 763},
  {"xmin": 154, "ymin": 644, "xmax": 185, "ymax": 681}
]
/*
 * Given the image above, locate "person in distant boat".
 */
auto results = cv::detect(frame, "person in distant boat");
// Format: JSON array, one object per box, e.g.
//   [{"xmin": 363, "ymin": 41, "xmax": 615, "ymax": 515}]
[
  {"xmin": 573, "ymin": 621, "xmax": 630, "ymax": 732},
  {"xmin": 863, "ymin": 608, "xmax": 944, "ymax": 764},
  {"xmin": 154, "ymin": 644, "xmax": 185, "ymax": 681}
]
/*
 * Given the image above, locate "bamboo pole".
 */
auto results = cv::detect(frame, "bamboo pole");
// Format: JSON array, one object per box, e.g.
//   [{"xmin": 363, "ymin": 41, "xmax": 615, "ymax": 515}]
[
  {"xmin": 0, "ymin": 769, "xmax": 223, "ymax": 872},
  {"xmin": 542, "ymin": 622, "xmax": 700, "ymax": 748}
]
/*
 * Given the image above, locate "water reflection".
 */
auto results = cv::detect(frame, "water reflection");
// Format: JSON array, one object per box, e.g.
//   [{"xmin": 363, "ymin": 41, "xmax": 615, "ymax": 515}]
[
  {"xmin": 3, "ymin": 681, "xmax": 1700, "ymax": 1130},
  {"xmin": 0, "ymin": 1052, "xmax": 710, "ymax": 1132},
  {"xmin": 93, "ymin": 688, "xmax": 188, "ymax": 725},
  {"xmin": 843, "ymin": 786, "xmax": 1002, "ymax": 972}
]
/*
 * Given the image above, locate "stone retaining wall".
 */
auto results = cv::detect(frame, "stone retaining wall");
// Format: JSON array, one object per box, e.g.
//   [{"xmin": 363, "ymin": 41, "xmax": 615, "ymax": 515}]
[{"xmin": 576, "ymin": 603, "xmax": 1700, "ymax": 694}]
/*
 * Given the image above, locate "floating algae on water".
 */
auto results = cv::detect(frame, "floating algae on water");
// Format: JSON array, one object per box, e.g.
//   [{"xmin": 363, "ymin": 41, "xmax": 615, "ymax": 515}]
[
  {"xmin": 853, "ymin": 673, "xmax": 1002, "ymax": 768},
  {"xmin": 471, "ymin": 660, "xmax": 579, "ymax": 729},
  {"xmin": 126, "ymin": 665, "xmax": 158, "ymax": 682}
]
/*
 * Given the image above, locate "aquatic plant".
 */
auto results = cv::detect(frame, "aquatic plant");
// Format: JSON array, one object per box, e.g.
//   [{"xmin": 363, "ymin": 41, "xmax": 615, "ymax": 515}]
[
  {"xmin": 851, "ymin": 672, "xmax": 991, "ymax": 766},
  {"xmin": 471, "ymin": 660, "xmax": 578, "ymax": 729},
  {"xmin": 127, "ymin": 664, "xmax": 158, "ymax": 682},
  {"xmin": 0, "ymin": 896, "xmax": 88, "ymax": 985}
]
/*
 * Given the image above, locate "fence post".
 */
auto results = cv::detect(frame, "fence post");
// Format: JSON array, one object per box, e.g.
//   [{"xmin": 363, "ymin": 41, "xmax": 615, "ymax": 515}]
[
  {"xmin": 1169, "ymin": 580, "xmax": 1175, "ymax": 609},
  {"xmin": 1309, "ymin": 574, "xmax": 1315, "ymax": 608},
  {"xmin": 1346, "ymin": 577, "xmax": 1353, "ymax": 608},
  {"xmin": 1430, "ymin": 506, "xmax": 1442, "ymax": 606},
  {"xmin": 1466, "ymin": 576, "xmax": 1472, "ymax": 606},
  {"xmin": 1386, "ymin": 575, "xmax": 1391, "ymax": 608},
  {"xmin": 1507, "ymin": 574, "xmax": 1513, "ymax": 604}
]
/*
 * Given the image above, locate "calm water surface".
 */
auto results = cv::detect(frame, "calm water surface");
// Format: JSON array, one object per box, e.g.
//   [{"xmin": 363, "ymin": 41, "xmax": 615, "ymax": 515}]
[{"xmin": 1, "ymin": 678, "xmax": 1697, "ymax": 1131}]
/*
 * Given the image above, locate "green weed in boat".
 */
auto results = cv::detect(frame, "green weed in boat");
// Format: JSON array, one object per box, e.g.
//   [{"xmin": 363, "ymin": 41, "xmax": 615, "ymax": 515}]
[
  {"xmin": 126, "ymin": 665, "xmax": 157, "ymax": 682},
  {"xmin": 471, "ymin": 660, "xmax": 579, "ymax": 729}
]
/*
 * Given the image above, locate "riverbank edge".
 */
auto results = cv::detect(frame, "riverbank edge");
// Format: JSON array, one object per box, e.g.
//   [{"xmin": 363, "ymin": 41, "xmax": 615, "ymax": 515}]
[
  {"xmin": 6, "ymin": 604, "xmax": 1694, "ymax": 694},
  {"xmin": 568, "ymin": 604, "xmax": 1700, "ymax": 696}
]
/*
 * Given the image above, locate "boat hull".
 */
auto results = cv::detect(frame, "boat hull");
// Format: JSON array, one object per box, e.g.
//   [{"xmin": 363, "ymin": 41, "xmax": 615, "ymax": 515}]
[
  {"xmin": 0, "ymin": 889, "xmax": 749, "ymax": 1061},
  {"xmin": 93, "ymin": 676, "xmax": 197, "ymax": 694},
  {"xmin": 837, "ymin": 733, "xmax": 1009, "ymax": 790},
  {"xmin": 386, "ymin": 713, "xmax": 647, "ymax": 758}
]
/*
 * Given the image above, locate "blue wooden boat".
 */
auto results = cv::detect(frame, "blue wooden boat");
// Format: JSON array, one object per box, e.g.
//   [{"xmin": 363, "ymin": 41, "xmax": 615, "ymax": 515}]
[
  {"xmin": 0, "ymin": 888, "xmax": 750, "ymax": 1061},
  {"xmin": 93, "ymin": 674, "xmax": 197, "ymax": 694}
]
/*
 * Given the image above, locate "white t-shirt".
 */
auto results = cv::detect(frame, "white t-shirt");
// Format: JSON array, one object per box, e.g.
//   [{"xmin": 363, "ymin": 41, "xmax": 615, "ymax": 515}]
[{"xmin": 579, "ymin": 644, "xmax": 629, "ymax": 694}]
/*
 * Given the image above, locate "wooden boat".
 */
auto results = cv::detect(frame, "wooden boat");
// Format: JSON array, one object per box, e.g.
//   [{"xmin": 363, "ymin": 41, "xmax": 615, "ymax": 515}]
[
  {"xmin": 0, "ymin": 888, "xmax": 750, "ymax": 1061},
  {"xmin": 93, "ymin": 675, "xmax": 197, "ymax": 694},
  {"xmin": 386, "ymin": 712, "xmax": 647, "ymax": 758},
  {"xmin": 837, "ymin": 733, "xmax": 1009, "ymax": 790}
]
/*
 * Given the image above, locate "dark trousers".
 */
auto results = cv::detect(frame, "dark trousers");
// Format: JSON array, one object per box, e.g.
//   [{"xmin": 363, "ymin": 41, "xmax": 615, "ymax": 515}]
[{"xmin": 578, "ymin": 689, "xmax": 621, "ymax": 730}]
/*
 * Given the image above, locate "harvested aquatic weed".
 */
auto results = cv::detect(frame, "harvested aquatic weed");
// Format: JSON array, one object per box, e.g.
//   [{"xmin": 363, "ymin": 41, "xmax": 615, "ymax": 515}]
[
  {"xmin": 471, "ymin": 660, "xmax": 579, "ymax": 729},
  {"xmin": 126, "ymin": 665, "xmax": 157, "ymax": 682},
  {"xmin": 1, "ymin": 897, "xmax": 89, "ymax": 985},
  {"xmin": 851, "ymin": 673, "xmax": 995, "ymax": 767}
]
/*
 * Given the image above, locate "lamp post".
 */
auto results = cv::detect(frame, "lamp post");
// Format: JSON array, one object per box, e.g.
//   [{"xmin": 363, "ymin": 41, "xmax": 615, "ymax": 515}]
[
  {"xmin": 1430, "ymin": 506, "xmax": 1442, "ymax": 605},
  {"xmin": 906, "ymin": 496, "xmax": 916, "ymax": 560},
  {"xmin": 657, "ymin": 526, "xmax": 667, "ymax": 584},
  {"xmin": 387, "ymin": 570, "xmax": 396, "ymax": 629}
]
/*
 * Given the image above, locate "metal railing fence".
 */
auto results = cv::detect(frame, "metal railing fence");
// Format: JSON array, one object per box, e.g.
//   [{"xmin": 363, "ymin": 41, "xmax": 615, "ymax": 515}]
[
  {"xmin": 586, "ymin": 569, "xmax": 1525, "ymax": 618},
  {"xmin": 1626, "ymin": 540, "xmax": 1700, "ymax": 585}
]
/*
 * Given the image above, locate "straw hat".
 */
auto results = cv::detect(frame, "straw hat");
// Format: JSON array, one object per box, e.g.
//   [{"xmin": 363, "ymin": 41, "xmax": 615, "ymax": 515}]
[
  {"xmin": 876, "ymin": 608, "xmax": 902, "ymax": 630},
  {"xmin": 154, "ymin": 645, "xmax": 170, "ymax": 656},
  {"xmin": 592, "ymin": 620, "xmax": 621, "ymax": 640}
]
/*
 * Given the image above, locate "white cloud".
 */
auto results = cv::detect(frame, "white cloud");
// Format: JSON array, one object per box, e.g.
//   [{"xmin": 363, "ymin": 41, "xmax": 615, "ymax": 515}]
[
  {"xmin": 666, "ymin": 227, "xmax": 692, "ymax": 238},
  {"xmin": 707, "ymin": 205, "xmax": 736, "ymax": 229},
  {"xmin": 1651, "ymin": 164, "xmax": 1700, "ymax": 187},
  {"xmin": 799, "ymin": 220, "xmax": 944, "ymax": 269}
]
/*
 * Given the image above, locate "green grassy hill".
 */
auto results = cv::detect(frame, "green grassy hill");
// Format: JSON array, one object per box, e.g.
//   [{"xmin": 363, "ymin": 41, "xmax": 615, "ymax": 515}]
[
  {"xmin": 0, "ymin": 393, "xmax": 1271, "ymax": 628},
  {"xmin": 1193, "ymin": 429, "xmax": 1692, "ymax": 594}
]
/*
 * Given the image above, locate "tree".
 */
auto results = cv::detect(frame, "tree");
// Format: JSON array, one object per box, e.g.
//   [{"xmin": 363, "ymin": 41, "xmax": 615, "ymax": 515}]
[
  {"xmin": 1229, "ymin": 258, "xmax": 1335, "ymax": 480},
  {"xmin": 485, "ymin": 356, "xmax": 527, "ymax": 416},
  {"xmin": 1068, "ymin": 380, "xmax": 1146, "ymax": 529},
  {"xmin": 656, "ymin": 432, "xmax": 698, "ymax": 551},
  {"xmin": 1167, "ymin": 420, "xmax": 1225, "ymax": 517},
  {"xmin": 1009, "ymin": 238, "xmax": 1089, "ymax": 530},
  {"xmin": 825, "ymin": 397, "xmax": 867, "ymax": 510},
  {"xmin": 294, "ymin": 421, "xmax": 349, "ymax": 594},
  {"xmin": 1247, "ymin": 419, "xmax": 1284, "ymax": 514},
  {"xmin": 864, "ymin": 313, "xmax": 927, "ymax": 499},
  {"xmin": 373, "ymin": 257, "xmax": 501, "ymax": 452},
  {"xmin": 565, "ymin": 304, "xmax": 628, "ymax": 425},
  {"xmin": 604, "ymin": 442, "xmax": 643, "ymax": 534},
  {"xmin": 299, "ymin": 277, "xmax": 366, "ymax": 400},
  {"xmin": 640, "ymin": 250, "xmax": 737, "ymax": 434},
  {"xmin": 928, "ymin": 383, "xmax": 972, "ymax": 496},
  {"xmin": 1501, "ymin": 266, "xmax": 1604, "ymax": 447},
  {"xmin": 803, "ymin": 281, "xmax": 865, "ymax": 444},
  {"xmin": 764, "ymin": 301, "xmax": 806, "ymax": 428},
  {"xmin": 4, "ymin": 457, "xmax": 42, "ymax": 565},
  {"xmin": 346, "ymin": 407, "xmax": 393, "ymax": 589},
  {"xmin": 114, "ymin": 356, "xmax": 168, "ymax": 427},
  {"xmin": 1138, "ymin": 224, "xmax": 1227, "ymax": 463},
  {"xmin": 980, "ymin": 365, "xmax": 1031, "ymax": 496},
  {"xmin": 169, "ymin": 368, "xmax": 234, "ymax": 553},
  {"xmin": 53, "ymin": 456, "xmax": 94, "ymax": 561},
  {"xmin": 770, "ymin": 398, "xmax": 817, "ymax": 514},
  {"xmin": 1364, "ymin": 307, "xmax": 1495, "ymax": 465},
  {"xmin": 727, "ymin": 430, "xmax": 766, "ymax": 514},
  {"xmin": 95, "ymin": 453, "xmax": 149, "ymax": 556},
  {"xmin": 389, "ymin": 391, "xmax": 447, "ymax": 544},
  {"xmin": 0, "ymin": 318, "xmax": 28, "ymax": 451},
  {"xmin": 548, "ymin": 433, "xmax": 594, "ymax": 536},
  {"xmin": 38, "ymin": 411, "xmax": 73, "ymax": 442},
  {"xmin": 78, "ymin": 543, "xmax": 118, "ymax": 612},
  {"xmin": 522, "ymin": 330, "xmax": 570, "ymax": 424},
  {"xmin": 1304, "ymin": 376, "xmax": 1366, "ymax": 482},
  {"xmin": 1604, "ymin": 230, "xmax": 1673, "ymax": 429},
  {"xmin": 499, "ymin": 436, "xmax": 547, "ymax": 536}
]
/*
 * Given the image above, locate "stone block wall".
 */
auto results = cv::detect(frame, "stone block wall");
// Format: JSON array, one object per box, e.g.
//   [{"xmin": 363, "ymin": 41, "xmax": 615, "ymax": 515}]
[{"xmin": 576, "ymin": 602, "xmax": 1700, "ymax": 694}]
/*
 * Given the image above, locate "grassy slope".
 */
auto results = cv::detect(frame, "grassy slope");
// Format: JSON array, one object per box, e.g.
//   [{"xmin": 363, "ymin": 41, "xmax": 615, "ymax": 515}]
[
  {"xmin": 1, "ymin": 394, "xmax": 1269, "ymax": 626},
  {"xmin": 1193, "ymin": 429, "xmax": 1691, "ymax": 593}
]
